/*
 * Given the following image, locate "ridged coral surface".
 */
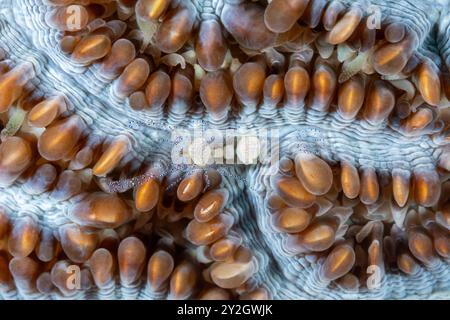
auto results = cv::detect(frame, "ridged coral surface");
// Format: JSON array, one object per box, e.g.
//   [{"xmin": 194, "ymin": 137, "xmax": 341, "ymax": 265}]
[{"xmin": 0, "ymin": 0, "xmax": 449, "ymax": 300}]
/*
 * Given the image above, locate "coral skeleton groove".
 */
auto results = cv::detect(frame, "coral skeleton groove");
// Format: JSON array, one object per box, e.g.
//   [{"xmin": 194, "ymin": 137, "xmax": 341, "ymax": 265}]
[{"xmin": 0, "ymin": 0, "xmax": 449, "ymax": 300}]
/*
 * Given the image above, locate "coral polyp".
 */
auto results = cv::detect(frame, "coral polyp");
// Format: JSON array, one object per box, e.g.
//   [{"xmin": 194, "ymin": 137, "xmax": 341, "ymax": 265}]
[{"xmin": 0, "ymin": 0, "xmax": 449, "ymax": 300}]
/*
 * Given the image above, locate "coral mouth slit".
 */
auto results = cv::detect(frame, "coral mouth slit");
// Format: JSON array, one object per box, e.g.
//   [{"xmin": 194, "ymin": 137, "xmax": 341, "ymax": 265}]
[{"xmin": 0, "ymin": 0, "xmax": 449, "ymax": 300}]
